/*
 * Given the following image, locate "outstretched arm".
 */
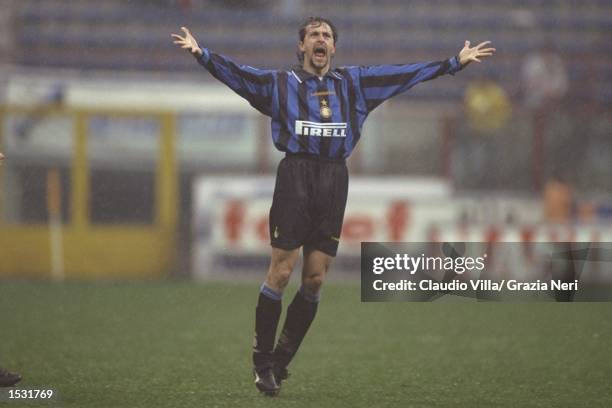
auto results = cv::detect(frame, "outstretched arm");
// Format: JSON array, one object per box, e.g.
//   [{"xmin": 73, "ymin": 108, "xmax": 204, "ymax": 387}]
[
  {"xmin": 171, "ymin": 27, "xmax": 276, "ymax": 117},
  {"xmin": 356, "ymin": 40, "xmax": 496, "ymax": 112}
]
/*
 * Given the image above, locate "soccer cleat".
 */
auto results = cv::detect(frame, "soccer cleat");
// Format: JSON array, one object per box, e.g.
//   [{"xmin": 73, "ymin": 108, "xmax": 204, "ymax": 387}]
[
  {"xmin": 273, "ymin": 365, "xmax": 289, "ymax": 386},
  {"xmin": 254, "ymin": 368, "xmax": 280, "ymax": 397},
  {"xmin": 0, "ymin": 368, "xmax": 21, "ymax": 387}
]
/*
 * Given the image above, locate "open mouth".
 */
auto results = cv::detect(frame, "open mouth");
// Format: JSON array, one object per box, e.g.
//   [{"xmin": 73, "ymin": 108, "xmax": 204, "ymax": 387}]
[{"xmin": 314, "ymin": 46, "xmax": 327, "ymax": 59}]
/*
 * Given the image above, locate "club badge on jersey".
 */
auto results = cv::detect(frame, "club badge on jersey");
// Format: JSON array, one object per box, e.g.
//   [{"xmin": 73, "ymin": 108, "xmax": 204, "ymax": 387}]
[{"xmin": 320, "ymin": 99, "xmax": 332, "ymax": 119}]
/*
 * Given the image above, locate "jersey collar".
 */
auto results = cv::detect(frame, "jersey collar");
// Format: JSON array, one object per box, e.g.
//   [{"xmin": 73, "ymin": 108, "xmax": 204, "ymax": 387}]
[{"xmin": 290, "ymin": 66, "xmax": 344, "ymax": 83}]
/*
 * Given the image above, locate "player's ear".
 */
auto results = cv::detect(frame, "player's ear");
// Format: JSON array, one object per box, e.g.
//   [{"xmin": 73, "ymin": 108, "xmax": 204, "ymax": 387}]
[{"xmin": 298, "ymin": 41, "xmax": 305, "ymax": 54}]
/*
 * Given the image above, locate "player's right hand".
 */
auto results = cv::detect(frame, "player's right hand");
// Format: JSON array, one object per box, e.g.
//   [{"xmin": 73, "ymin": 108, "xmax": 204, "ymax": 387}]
[{"xmin": 171, "ymin": 27, "xmax": 203, "ymax": 57}]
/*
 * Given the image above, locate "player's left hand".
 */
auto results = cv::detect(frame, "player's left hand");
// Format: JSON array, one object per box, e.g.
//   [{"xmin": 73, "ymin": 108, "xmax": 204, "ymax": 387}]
[
  {"xmin": 459, "ymin": 41, "xmax": 496, "ymax": 66},
  {"xmin": 171, "ymin": 27, "xmax": 203, "ymax": 57}
]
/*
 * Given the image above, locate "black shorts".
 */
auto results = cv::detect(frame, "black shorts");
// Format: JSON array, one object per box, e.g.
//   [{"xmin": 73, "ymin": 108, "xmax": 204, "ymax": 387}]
[{"xmin": 269, "ymin": 153, "xmax": 349, "ymax": 257}]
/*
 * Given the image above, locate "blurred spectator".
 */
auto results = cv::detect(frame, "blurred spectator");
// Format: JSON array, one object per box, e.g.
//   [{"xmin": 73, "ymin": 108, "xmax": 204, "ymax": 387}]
[
  {"xmin": 459, "ymin": 79, "xmax": 511, "ymax": 188},
  {"xmin": 464, "ymin": 78, "xmax": 511, "ymax": 133},
  {"xmin": 522, "ymin": 44, "xmax": 569, "ymax": 191},
  {"xmin": 521, "ymin": 44, "xmax": 569, "ymax": 111},
  {"xmin": 543, "ymin": 172, "xmax": 573, "ymax": 223}
]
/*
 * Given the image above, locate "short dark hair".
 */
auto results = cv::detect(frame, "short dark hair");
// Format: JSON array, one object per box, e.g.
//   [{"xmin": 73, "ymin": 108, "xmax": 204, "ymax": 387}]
[
  {"xmin": 299, "ymin": 16, "xmax": 338, "ymax": 44},
  {"xmin": 297, "ymin": 16, "xmax": 338, "ymax": 63}
]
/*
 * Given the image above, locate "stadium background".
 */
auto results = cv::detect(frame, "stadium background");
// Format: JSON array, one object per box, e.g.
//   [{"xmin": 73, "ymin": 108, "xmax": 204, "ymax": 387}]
[{"xmin": 0, "ymin": 0, "xmax": 611, "ymax": 407}]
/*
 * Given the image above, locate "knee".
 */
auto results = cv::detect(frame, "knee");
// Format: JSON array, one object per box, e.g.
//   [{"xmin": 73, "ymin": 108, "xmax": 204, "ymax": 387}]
[
  {"xmin": 268, "ymin": 259, "xmax": 294, "ymax": 290},
  {"xmin": 303, "ymin": 273, "xmax": 324, "ymax": 293}
]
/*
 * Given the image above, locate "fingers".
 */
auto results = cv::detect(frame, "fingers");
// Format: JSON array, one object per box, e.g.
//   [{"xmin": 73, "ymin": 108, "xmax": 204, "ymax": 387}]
[
  {"xmin": 171, "ymin": 27, "xmax": 193, "ymax": 42},
  {"xmin": 476, "ymin": 46, "xmax": 496, "ymax": 58},
  {"xmin": 471, "ymin": 57, "xmax": 481, "ymax": 63},
  {"xmin": 171, "ymin": 28, "xmax": 193, "ymax": 49},
  {"xmin": 464, "ymin": 40, "xmax": 495, "ymax": 52},
  {"xmin": 171, "ymin": 33, "xmax": 187, "ymax": 48}
]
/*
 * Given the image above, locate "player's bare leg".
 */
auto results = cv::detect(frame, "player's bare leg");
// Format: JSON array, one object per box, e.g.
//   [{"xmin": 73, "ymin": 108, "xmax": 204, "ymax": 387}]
[
  {"xmin": 301, "ymin": 248, "xmax": 331, "ymax": 299},
  {"xmin": 273, "ymin": 247, "xmax": 332, "ymax": 384},
  {"xmin": 253, "ymin": 247, "xmax": 299, "ymax": 396},
  {"xmin": 264, "ymin": 247, "xmax": 300, "ymax": 292}
]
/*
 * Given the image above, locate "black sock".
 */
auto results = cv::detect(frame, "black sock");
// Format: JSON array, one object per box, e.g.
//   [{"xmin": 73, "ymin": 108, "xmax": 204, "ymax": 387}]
[
  {"xmin": 273, "ymin": 289, "xmax": 319, "ymax": 369},
  {"xmin": 253, "ymin": 287, "xmax": 282, "ymax": 372}
]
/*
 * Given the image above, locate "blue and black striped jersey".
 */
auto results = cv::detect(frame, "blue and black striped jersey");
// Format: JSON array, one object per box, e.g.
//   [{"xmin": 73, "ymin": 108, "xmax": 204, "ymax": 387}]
[{"xmin": 198, "ymin": 49, "xmax": 463, "ymax": 159}]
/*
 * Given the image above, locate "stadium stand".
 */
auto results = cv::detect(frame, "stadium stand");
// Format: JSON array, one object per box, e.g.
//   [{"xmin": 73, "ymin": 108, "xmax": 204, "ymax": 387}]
[{"xmin": 8, "ymin": 0, "xmax": 612, "ymax": 104}]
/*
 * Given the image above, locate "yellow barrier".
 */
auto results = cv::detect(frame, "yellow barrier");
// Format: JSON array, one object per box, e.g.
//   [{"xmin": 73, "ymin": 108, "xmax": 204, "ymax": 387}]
[{"xmin": 0, "ymin": 107, "xmax": 178, "ymax": 279}]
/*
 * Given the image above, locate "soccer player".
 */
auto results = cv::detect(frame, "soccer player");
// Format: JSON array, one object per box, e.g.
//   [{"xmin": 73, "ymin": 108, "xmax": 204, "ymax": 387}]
[{"xmin": 172, "ymin": 17, "xmax": 495, "ymax": 396}]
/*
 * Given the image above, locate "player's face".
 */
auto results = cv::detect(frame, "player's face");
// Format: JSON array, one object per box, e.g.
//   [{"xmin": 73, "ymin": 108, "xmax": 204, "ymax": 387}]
[{"xmin": 299, "ymin": 22, "xmax": 336, "ymax": 75}]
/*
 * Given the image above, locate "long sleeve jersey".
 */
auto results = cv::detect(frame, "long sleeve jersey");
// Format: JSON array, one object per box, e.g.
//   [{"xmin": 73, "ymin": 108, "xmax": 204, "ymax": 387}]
[{"xmin": 197, "ymin": 49, "xmax": 464, "ymax": 159}]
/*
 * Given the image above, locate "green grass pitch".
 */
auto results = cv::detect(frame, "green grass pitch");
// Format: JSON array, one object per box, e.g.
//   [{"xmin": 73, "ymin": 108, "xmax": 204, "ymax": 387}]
[{"xmin": 1, "ymin": 281, "xmax": 611, "ymax": 407}]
